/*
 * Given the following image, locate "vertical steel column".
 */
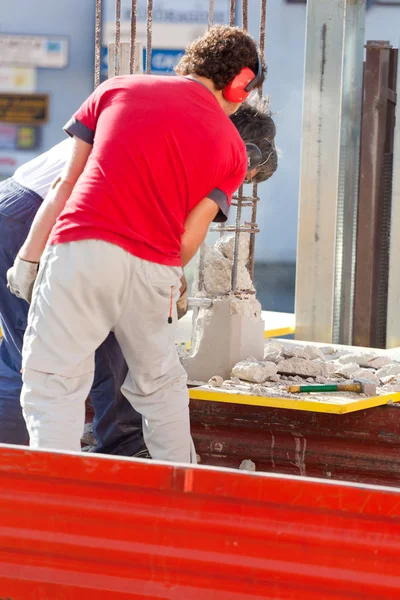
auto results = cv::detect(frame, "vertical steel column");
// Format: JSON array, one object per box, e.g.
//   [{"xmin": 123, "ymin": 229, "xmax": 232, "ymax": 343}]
[
  {"xmin": 208, "ymin": 0, "xmax": 215, "ymax": 29},
  {"xmin": 387, "ymin": 49, "xmax": 400, "ymax": 348},
  {"xmin": 94, "ymin": 0, "xmax": 102, "ymax": 88},
  {"xmin": 295, "ymin": 0, "xmax": 366, "ymax": 344},
  {"xmin": 353, "ymin": 42, "xmax": 397, "ymax": 348}
]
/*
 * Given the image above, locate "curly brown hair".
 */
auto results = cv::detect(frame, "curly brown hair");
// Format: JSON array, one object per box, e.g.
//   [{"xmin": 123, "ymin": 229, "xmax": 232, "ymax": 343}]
[{"xmin": 175, "ymin": 25, "xmax": 266, "ymax": 91}]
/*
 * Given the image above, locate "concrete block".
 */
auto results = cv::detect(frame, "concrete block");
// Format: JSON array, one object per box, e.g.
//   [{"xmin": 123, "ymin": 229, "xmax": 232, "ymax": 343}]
[
  {"xmin": 366, "ymin": 356, "xmax": 391, "ymax": 370},
  {"xmin": 277, "ymin": 358, "xmax": 335, "ymax": 379},
  {"xmin": 231, "ymin": 360, "xmax": 278, "ymax": 384},
  {"xmin": 334, "ymin": 362, "xmax": 360, "ymax": 379},
  {"xmin": 184, "ymin": 297, "xmax": 265, "ymax": 382},
  {"xmin": 264, "ymin": 342, "xmax": 284, "ymax": 363},
  {"xmin": 337, "ymin": 353, "xmax": 376, "ymax": 368},
  {"xmin": 376, "ymin": 363, "xmax": 400, "ymax": 378}
]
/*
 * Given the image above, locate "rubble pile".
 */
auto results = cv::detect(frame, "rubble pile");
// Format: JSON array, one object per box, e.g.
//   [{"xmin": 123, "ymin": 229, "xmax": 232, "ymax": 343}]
[{"xmin": 201, "ymin": 342, "xmax": 400, "ymax": 398}]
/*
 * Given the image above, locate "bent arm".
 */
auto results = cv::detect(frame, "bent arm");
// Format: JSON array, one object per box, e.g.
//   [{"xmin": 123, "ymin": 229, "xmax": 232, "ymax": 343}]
[
  {"xmin": 19, "ymin": 137, "xmax": 92, "ymax": 263},
  {"xmin": 181, "ymin": 197, "xmax": 219, "ymax": 267}
]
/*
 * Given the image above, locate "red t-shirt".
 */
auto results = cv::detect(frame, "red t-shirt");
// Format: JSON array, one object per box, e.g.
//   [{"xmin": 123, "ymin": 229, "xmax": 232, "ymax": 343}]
[{"xmin": 49, "ymin": 75, "xmax": 247, "ymax": 266}]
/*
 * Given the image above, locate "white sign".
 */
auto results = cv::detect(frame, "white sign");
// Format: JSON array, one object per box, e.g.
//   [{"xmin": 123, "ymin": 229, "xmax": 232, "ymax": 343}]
[
  {"xmin": 0, "ymin": 67, "xmax": 36, "ymax": 93},
  {"xmin": 0, "ymin": 34, "xmax": 68, "ymax": 69},
  {"xmin": 102, "ymin": 0, "xmax": 230, "ymax": 49}
]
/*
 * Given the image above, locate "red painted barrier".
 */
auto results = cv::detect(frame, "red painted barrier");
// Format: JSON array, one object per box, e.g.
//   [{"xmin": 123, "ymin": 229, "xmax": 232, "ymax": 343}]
[{"xmin": 0, "ymin": 446, "xmax": 399, "ymax": 599}]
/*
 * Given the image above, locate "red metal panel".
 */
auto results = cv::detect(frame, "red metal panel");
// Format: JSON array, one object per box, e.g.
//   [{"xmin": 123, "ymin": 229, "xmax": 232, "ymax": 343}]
[{"xmin": 0, "ymin": 446, "xmax": 399, "ymax": 598}]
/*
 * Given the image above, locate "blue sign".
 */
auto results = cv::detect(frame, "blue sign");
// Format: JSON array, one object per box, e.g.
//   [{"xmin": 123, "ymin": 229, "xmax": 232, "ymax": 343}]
[
  {"xmin": 101, "ymin": 46, "xmax": 184, "ymax": 78},
  {"xmin": 143, "ymin": 48, "xmax": 184, "ymax": 73}
]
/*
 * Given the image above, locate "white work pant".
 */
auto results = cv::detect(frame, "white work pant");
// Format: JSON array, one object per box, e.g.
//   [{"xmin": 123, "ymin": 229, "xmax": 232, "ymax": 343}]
[{"xmin": 21, "ymin": 240, "xmax": 195, "ymax": 463}]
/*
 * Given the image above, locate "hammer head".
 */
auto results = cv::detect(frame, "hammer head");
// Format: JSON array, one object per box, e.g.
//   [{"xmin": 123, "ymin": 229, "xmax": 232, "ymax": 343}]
[{"xmin": 353, "ymin": 378, "xmax": 377, "ymax": 397}]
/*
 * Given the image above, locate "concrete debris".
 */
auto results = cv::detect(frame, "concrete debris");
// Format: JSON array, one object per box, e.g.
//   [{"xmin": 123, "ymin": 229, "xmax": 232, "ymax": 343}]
[
  {"xmin": 208, "ymin": 375, "xmax": 224, "ymax": 387},
  {"xmin": 194, "ymin": 242, "xmax": 254, "ymax": 298},
  {"xmin": 376, "ymin": 363, "xmax": 400, "ymax": 379},
  {"xmin": 264, "ymin": 342, "xmax": 284, "ymax": 363},
  {"xmin": 239, "ymin": 459, "xmax": 256, "ymax": 472},
  {"xmin": 307, "ymin": 378, "xmax": 314, "ymax": 383},
  {"xmin": 214, "ymin": 233, "xmax": 250, "ymax": 263},
  {"xmin": 366, "ymin": 356, "xmax": 391, "ymax": 370},
  {"xmin": 321, "ymin": 346, "xmax": 336, "ymax": 356},
  {"xmin": 231, "ymin": 359, "xmax": 278, "ymax": 384},
  {"xmin": 380, "ymin": 375, "xmax": 397, "ymax": 385},
  {"xmin": 336, "ymin": 353, "xmax": 377, "ymax": 368},
  {"xmin": 282, "ymin": 345, "xmax": 325, "ymax": 361},
  {"xmin": 269, "ymin": 374, "xmax": 281, "ymax": 382},
  {"xmin": 333, "ymin": 362, "xmax": 360, "ymax": 380},
  {"xmin": 277, "ymin": 357, "xmax": 336, "ymax": 379},
  {"xmin": 352, "ymin": 368, "xmax": 380, "ymax": 384}
]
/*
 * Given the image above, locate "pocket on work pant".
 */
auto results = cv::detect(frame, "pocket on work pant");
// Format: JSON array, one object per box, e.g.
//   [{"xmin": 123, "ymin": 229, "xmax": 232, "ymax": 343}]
[{"xmin": 145, "ymin": 262, "xmax": 183, "ymax": 300}]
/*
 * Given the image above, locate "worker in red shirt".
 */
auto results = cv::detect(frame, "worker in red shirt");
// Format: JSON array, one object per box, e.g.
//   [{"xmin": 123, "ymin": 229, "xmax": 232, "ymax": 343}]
[{"xmin": 7, "ymin": 25, "xmax": 265, "ymax": 463}]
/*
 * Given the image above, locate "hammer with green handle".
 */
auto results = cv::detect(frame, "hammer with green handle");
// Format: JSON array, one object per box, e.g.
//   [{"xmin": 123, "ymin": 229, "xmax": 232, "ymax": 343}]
[{"xmin": 287, "ymin": 378, "xmax": 377, "ymax": 397}]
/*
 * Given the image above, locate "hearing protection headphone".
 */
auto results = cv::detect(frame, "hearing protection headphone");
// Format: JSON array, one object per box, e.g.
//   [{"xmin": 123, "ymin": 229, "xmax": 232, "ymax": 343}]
[{"xmin": 223, "ymin": 53, "xmax": 262, "ymax": 103}]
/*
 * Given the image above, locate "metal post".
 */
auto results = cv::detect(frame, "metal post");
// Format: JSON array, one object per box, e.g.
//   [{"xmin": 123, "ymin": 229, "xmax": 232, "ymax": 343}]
[
  {"xmin": 114, "ymin": 0, "xmax": 121, "ymax": 76},
  {"xmin": 230, "ymin": 0, "xmax": 236, "ymax": 26},
  {"xmin": 129, "ymin": 0, "xmax": 138, "ymax": 74},
  {"xmin": 354, "ymin": 42, "xmax": 397, "ymax": 348},
  {"xmin": 295, "ymin": 0, "xmax": 366, "ymax": 344},
  {"xmin": 146, "ymin": 0, "xmax": 153, "ymax": 74},
  {"xmin": 94, "ymin": 0, "xmax": 102, "ymax": 88},
  {"xmin": 386, "ymin": 49, "xmax": 400, "ymax": 348}
]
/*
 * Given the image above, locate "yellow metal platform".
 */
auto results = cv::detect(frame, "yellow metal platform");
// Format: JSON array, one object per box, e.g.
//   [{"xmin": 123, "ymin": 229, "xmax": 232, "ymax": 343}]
[{"xmin": 189, "ymin": 386, "xmax": 400, "ymax": 415}]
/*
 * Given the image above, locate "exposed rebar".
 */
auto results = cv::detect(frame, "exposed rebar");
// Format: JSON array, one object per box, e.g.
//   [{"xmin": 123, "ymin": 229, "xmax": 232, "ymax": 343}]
[
  {"xmin": 94, "ymin": 0, "xmax": 102, "ymax": 88},
  {"xmin": 230, "ymin": 0, "xmax": 236, "ymax": 26},
  {"xmin": 129, "ymin": 0, "xmax": 137, "ymax": 73},
  {"xmin": 146, "ymin": 0, "xmax": 153, "ymax": 74},
  {"xmin": 248, "ymin": 183, "xmax": 259, "ymax": 281},
  {"xmin": 208, "ymin": 0, "xmax": 215, "ymax": 28},
  {"xmin": 231, "ymin": 186, "xmax": 244, "ymax": 292},
  {"xmin": 114, "ymin": 0, "xmax": 121, "ymax": 76},
  {"xmin": 242, "ymin": 0, "xmax": 248, "ymax": 32}
]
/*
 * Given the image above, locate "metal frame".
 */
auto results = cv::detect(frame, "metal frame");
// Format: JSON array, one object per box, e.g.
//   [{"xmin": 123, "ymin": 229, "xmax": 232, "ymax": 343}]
[
  {"xmin": 295, "ymin": 0, "xmax": 366, "ymax": 344},
  {"xmin": 354, "ymin": 42, "xmax": 398, "ymax": 348},
  {"xmin": 387, "ymin": 48, "xmax": 400, "ymax": 348}
]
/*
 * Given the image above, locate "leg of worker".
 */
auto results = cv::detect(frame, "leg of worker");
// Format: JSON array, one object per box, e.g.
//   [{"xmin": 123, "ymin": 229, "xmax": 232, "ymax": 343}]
[
  {"xmin": 0, "ymin": 179, "xmax": 42, "ymax": 444},
  {"xmin": 21, "ymin": 240, "xmax": 126, "ymax": 451},
  {"xmin": 90, "ymin": 332, "xmax": 146, "ymax": 456},
  {"xmin": 114, "ymin": 257, "xmax": 195, "ymax": 463}
]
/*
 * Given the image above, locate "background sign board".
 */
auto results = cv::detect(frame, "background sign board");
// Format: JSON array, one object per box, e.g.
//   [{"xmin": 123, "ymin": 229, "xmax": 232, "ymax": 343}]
[
  {"xmin": 0, "ymin": 67, "xmax": 36, "ymax": 93},
  {"xmin": 0, "ymin": 123, "xmax": 39, "ymax": 151},
  {"xmin": 102, "ymin": 46, "xmax": 184, "ymax": 77},
  {"xmin": 102, "ymin": 0, "xmax": 230, "ymax": 52},
  {"xmin": 0, "ymin": 34, "xmax": 68, "ymax": 68},
  {"xmin": 0, "ymin": 93, "xmax": 49, "ymax": 125}
]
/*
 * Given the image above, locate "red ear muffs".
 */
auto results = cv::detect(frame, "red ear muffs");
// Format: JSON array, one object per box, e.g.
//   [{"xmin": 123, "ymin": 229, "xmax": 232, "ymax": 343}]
[
  {"xmin": 223, "ymin": 67, "xmax": 256, "ymax": 103},
  {"xmin": 223, "ymin": 53, "xmax": 263, "ymax": 103}
]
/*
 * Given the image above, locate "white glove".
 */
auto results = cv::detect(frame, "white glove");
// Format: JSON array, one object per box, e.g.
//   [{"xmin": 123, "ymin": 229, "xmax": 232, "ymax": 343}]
[{"xmin": 7, "ymin": 255, "xmax": 39, "ymax": 303}]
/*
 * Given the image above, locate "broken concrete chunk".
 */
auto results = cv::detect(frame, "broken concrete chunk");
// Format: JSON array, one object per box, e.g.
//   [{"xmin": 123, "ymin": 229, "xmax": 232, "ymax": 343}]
[
  {"xmin": 231, "ymin": 360, "xmax": 278, "ymax": 384},
  {"xmin": 269, "ymin": 374, "xmax": 281, "ymax": 382},
  {"xmin": 277, "ymin": 358, "xmax": 335, "ymax": 379},
  {"xmin": 337, "ymin": 353, "xmax": 377, "ymax": 368},
  {"xmin": 352, "ymin": 368, "xmax": 380, "ymax": 384},
  {"xmin": 334, "ymin": 362, "xmax": 360, "ymax": 380},
  {"xmin": 307, "ymin": 378, "xmax": 314, "ymax": 383},
  {"xmin": 264, "ymin": 342, "xmax": 284, "ymax": 363},
  {"xmin": 303, "ymin": 346, "xmax": 326, "ymax": 361},
  {"xmin": 380, "ymin": 375, "xmax": 397, "ymax": 385},
  {"xmin": 239, "ymin": 459, "xmax": 256, "ymax": 472},
  {"xmin": 214, "ymin": 233, "xmax": 250, "ymax": 263},
  {"xmin": 366, "ymin": 356, "xmax": 391, "ymax": 370},
  {"xmin": 321, "ymin": 346, "xmax": 336, "ymax": 356},
  {"xmin": 376, "ymin": 363, "xmax": 400, "ymax": 378},
  {"xmin": 208, "ymin": 375, "xmax": 224, "ymax": 388}
]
